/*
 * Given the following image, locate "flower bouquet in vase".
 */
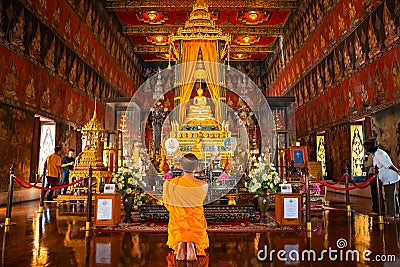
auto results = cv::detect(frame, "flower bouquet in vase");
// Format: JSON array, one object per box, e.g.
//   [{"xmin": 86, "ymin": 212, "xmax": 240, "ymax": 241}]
[
  {"xmin": 245, "ymin": 157, "xmax": 281, "ymax": 218},
  {"xmin": 111, "ymin": 166, "xmax": 147, "ymax": 223}
]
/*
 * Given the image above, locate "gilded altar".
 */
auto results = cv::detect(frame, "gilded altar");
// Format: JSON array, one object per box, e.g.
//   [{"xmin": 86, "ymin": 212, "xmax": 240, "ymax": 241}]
[
  {"xmin": 57, "ymin": 109, "xmax": 111, "ymax": 205},
  {"xmin": 169, "ymin": 85, "xmax": 233, "ymax": 162}
]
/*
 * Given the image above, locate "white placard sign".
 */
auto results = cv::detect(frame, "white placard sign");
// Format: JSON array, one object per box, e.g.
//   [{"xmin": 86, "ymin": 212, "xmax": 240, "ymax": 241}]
[
  {"xmin": 165, "ymin": 138, "xmax": 179, "ymax": 153},
  {"xmin": 283, "ymin": 198, "xmax": 299, "ymax": 219},
  {"xmin": 97, "ymin": 199, "xmax": 113, "ymax": 220},
  {"xmin": 96, "ymin": 243, "xmax": 111, "ymax": 264}
]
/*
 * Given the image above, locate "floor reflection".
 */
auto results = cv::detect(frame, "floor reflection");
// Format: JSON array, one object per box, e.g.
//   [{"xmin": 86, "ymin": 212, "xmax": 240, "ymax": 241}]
[{"xmin": 0, "ymin": 193, "xmax": 399, "ymax": 266}]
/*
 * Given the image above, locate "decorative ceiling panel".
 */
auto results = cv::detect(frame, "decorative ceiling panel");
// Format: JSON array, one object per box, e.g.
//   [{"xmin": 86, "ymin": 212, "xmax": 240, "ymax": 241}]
[{"xmin": 107, "ymin": 0, "xmax": 299, "ymax": 61}]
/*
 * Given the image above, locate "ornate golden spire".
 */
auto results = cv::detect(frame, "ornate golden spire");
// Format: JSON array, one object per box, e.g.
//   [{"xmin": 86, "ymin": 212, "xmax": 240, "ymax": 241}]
[
  {"xmin": 169, "ymin": 0, "xmax": 230, "ymax": 42},
  {"xmin": 82, "ymin": 105, "xmax": 104, "ymax": 132}
]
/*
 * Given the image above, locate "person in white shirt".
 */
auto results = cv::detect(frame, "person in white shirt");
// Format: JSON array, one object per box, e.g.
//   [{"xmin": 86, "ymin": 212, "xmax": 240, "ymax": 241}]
[{"xmin": 364, "ymin": 140, "xmax": 400, "ymax": 220}]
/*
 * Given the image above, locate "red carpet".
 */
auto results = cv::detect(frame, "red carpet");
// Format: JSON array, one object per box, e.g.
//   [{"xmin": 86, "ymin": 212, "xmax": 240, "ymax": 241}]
[{"xmin": 94, "ymin": 220, "xmax": 302, "ymax": 233}]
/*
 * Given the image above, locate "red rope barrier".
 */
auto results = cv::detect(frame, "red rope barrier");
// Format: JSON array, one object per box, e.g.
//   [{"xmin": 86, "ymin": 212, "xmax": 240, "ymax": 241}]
[
  {"xmin": 326, "ymin": 175, "xmax": 345, "ymax": 185},
  {"xmin": 13, "ymin": 176, "xmax": 84, "ymax": 190},
  {"xmin": 312, "ymin": 175, "xmax": 376, "ymax": 191}
]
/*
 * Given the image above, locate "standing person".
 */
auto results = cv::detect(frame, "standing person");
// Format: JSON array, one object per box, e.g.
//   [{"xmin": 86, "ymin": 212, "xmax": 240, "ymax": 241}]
[
  {"xmin": 40, "ymin": 146, "xmax": 62, "ymax": 206},
  {"xmin": 363, "ymin": 140, "xmax": 400, "ymax": 220},
  {"xmin": 364, "ymin": 151, "xmax": 385, "ymax": 216},
  {"xmin": 163, "ymin": 153, "xmax": 209, "ymax": 261},
  {"xmin": 58, "ymin": 149, "xmax": 75, "ymax": 195}
]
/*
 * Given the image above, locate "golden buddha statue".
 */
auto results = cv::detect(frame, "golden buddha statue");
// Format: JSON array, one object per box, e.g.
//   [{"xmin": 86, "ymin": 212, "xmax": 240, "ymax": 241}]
[{"xmin": 186, "ymin": 86, "xmax": 214, "ymax": 121}]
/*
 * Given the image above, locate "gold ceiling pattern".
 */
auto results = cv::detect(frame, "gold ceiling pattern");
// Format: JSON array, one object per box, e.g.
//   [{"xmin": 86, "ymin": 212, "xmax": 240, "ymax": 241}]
[
  {"xmin": 106, "ymin": 0, "xmax": 298, "ymax": 61},
  {"xmin": 106, "ymin": 0, "xmax": 299, "ymax": 11}
]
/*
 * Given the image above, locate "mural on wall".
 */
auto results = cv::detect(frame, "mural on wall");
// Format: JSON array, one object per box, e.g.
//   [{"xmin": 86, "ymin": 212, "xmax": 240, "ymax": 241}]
[
  {"xmin": 370, "ymin": 105, "xmax": 400, "ymax": 160},
  {"xmin": 0, "ymin": 103, "xmax": 34, "ymax": 191},
  {"xmin": 0, "ymin": 0, "xmax": 142, "ymax": 106},
  {"xmin": 271, "ymin": 0, "xmax": 400, "ymax": 135},
  {"xmin": 272, "ymin": 0, "xmax": 400, "ymax": 179},
  {"xmin": 326, "ymin": 125, "xmax": 351, "ymax": 180}
]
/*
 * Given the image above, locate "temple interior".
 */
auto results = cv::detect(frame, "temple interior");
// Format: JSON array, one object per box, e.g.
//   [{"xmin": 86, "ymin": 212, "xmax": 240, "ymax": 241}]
[{"xmin": 0, "ymin": 0, "xmax": 400, "ymax": 266}]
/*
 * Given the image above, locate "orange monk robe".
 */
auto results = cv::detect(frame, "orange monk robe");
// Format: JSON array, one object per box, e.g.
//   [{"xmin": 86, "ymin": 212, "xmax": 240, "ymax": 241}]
[{"xmin": 163, "ymin": 175, "xmax": 209, "ymax": 255}]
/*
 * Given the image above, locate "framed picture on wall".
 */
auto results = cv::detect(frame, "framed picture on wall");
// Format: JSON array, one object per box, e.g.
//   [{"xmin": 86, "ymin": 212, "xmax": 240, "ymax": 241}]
[{"xmin": 290, "ymin": 146, "xmax": 308, "ymax": 167}]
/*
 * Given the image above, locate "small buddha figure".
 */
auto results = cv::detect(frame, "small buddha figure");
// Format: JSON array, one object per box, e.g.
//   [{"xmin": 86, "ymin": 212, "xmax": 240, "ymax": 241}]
[
  {"xmin": 78, "ymin": 71, "xmax": 85, "ymax": 92},
  {"xmin": 348, "ymin": 85, "xmax": 356, "ymax": 112},
  {"xmin": 303, "ymin": 15, "xmax": 309, "ymax": 37},
  {"xmin": 334, "ymin": 50, "xmax": 342, "ymax": 81},
  {"xmin": 41, "ymin": 86, "xmax": 51, "ymax": 110},
  {"xmin": 349, "ymin": 0, "xmax": 358, "ymax": 27},
  {"xmin": 26, "ymin": 73, "xmax": 36, "ymax": 100},
  {"xmin": 44, "ymin": 39, "xmax": 55, "ymax": 72},
  {"xmin": 343, "ymin": 44, "xmax": 352, "ymax": 76},
  {"xmin": 53, "ymin": 5, "xmax": 61, "ymax": 27},
  {"xmin": 74, "ymin": 29, "xmax": 81, "ymax": 50},
  {"xmin": 9, "ymin": 11, "xmax": 25, "ymax": 52},
  {"xmin": 83, "ymin": 39, "xmax": 89, "ymax": 57},
  {"xmin": 338, "ymin": 14, "xmax": 345, "ymax": 35},
  {"xmin": 368, "ymin": 17, "xmax": 380, "ymax": 59},
  {"xmin": 58, "ymin": 50, "xmax": 67, "ymax": 79},
  {"xmin": 86, "ymin": 5, "xmax": 92, "ymax": 25},
  {"xmin": 192, "ymin": 138, "xmax": 202, "ymax": 153},
  {"xmin": 309, "ymin": 77, "xmax": 315, "ymax": 98},
  {"xmin": 4, "ymin": 61, "xmax": 18, "ymax": 99},
  {"xmin": 324, "ymin": 61, "xmax": 332, "ymax": 88},
  {"xmin": 29, "ymin": 27, "xmax": 41, "ymax": 62},
  {"xmin": 329, "ymin": 25, "xmax": 335, "ymax": 44},
  {"xmin": 392, "ymin": 57, "xmax": 400, "ymax": 98},
  {"xmin": 374, "ymin": 69, "xmax": 385, "ymax": 105},
  {"xmin": 321, "ymin": 34, "xmax": 327, "ymax": 54},
  {"xmin": 383, "ymin": 3, "xmax": 399, "ymax": 47},
  {"xmin": 69, "ymin": 58, "xmax": 77, "ymax": 84},
  {"xmin": 360, "ymin": 79, "xmax": 369, "ymax": 107},
  {"xmin": 317, "ymin": 67, "xmax": 323, "ymax": 93},
  {"xmin": 64, "ymin": 19, "xmax": 71, "ymax": 40},
  {"xmin": 313, "ymin": 42, "xmax": 318, "ymax": 60},
  {"xmin": 354, "ymin": 32, "xmax": 365, "ymax": 67},
  {"xmin": 316, "ymin": 3, "xmax": 322, "ymax": 24}
]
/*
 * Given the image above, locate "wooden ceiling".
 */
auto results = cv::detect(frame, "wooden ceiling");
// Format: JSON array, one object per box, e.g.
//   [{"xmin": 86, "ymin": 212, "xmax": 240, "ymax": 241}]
[{"xmin": 106, "ymin": 0, "xmax": 299, "ymax": 61}]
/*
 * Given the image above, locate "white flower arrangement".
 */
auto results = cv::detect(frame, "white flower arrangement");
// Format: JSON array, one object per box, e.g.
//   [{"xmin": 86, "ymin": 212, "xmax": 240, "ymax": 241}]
[
  {"xmin": 111, "ymin": 166, "xmax": 147, "ymax": 210},
  {"xmin": 245, "ymin": 157, "xmax": 281, "ymax": 195},
  {"xmin": 111, "ymin": 166, "xmax": 147, "ymax": 196}
]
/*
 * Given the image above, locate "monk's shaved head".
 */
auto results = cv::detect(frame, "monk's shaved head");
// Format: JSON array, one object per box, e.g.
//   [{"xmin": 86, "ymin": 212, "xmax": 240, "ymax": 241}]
[{"xmin": 181, "ymin": 153, "xmax": 198, "ymax": 173}]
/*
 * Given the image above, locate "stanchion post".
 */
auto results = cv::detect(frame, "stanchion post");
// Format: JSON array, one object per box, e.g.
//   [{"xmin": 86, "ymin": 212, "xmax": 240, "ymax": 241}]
[
  {"xmin": 85, "ymin": 166, "xmax": 93, "ymax": 231},
  {"xmin": 38, "ymin": 168, "xmax": 47, "ymax": 213},
  {"xmin": 85, "ymin": 232, "xmax": 91, "ymax": 265},
  {"xmin": 345, "ymin": 166, "xmax": 351, "ymax": 213},
  {"xmin": 2, "ymin": 166, "xmax": 16, "ymax": 226},
  {"xmin": 305, "ymin": 167, "xmax": 311, "ymax": 233},
  {"xmin": 375, "ymin": 174, "xmax": 384, "ymax": 224}
]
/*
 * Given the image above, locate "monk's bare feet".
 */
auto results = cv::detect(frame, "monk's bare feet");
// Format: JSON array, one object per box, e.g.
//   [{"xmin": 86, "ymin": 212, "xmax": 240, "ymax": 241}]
[
  {"xmin": 186, "ymin": 242, "xmax": 197, "ymax": 261},
  {"xmin": 176, "ymin": 242, "xmax": 186, "ymax": 261}
]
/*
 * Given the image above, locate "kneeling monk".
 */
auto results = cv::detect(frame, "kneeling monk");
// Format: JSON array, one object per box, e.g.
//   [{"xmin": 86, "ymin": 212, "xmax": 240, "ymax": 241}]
[{"xmin": 163, "ymin": 153, "xmax": 209, "ymax": 261}]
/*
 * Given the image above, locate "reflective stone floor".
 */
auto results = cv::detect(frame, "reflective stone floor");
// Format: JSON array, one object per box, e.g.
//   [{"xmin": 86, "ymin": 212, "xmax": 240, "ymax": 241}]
[{"xmin": 0, "ymin": 192, "xmax": 399, "ymax": 266}]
